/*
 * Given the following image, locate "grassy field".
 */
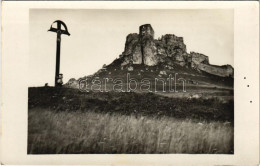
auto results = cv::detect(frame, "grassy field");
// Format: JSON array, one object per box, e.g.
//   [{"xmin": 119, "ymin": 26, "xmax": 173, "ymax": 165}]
[
  {"xmin": 28, "ymin": 108, "xmax": 233, "ymax": 154},
  {"xmin": 28, "ymin": 87, "xmax": 234, "ymax": 154}
]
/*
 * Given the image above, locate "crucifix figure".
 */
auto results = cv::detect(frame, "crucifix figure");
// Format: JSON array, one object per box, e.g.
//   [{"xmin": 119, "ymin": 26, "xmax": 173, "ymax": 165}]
[{"xmin": 48, "ymin": 20, "xmax": 70, "ymax": 87}]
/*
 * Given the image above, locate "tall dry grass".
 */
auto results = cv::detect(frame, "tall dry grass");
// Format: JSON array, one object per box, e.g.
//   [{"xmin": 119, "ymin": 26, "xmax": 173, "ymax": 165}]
[{"xmin": 28, "ymin": 108, "xmax": 233, "ymax": 154}]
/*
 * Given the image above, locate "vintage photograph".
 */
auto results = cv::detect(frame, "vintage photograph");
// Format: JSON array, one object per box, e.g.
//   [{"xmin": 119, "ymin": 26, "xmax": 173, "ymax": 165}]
[{"xmin": 28, "ymin": 9, "xmax": 234, "ymax": 154}]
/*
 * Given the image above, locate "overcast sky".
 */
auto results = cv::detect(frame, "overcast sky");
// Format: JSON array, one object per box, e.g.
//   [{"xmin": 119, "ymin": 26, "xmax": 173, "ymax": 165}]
[{"xmin": 29, "ymin": 9, "xmax": 233, "ymax": 87}]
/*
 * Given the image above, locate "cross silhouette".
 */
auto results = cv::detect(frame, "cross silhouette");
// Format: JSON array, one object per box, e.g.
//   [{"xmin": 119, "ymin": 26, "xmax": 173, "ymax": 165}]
[{"xmin": 48, "ymin": 20, "xmax": 70, "ymax": 87}]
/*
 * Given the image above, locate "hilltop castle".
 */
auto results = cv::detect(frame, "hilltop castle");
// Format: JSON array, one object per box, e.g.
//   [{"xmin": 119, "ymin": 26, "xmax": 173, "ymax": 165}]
[{"xmin": 119, "ymin": 24, "xmax": 234, "ymax": 77}]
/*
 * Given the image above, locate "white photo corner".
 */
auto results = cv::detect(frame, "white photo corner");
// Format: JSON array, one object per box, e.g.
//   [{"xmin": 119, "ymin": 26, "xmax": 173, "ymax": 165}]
[{"xmin": 1, "ymin": 1, "xmax": 259, "ymax": 166}]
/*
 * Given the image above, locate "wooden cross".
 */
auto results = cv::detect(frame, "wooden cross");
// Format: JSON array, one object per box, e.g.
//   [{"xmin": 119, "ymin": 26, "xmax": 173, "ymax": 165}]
[{"xmin": 48, "ymin": 20, "xmax": 70, "ymax": 87}]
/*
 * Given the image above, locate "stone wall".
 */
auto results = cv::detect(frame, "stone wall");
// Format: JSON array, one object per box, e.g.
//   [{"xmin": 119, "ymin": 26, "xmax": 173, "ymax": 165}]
[
  {"xmin": 198, "ymin": 64, "xmax": 234, "ymax": 77},
  {"xmin": 189, "ymin": 52, "xmax": 233, "ymax": 77}
]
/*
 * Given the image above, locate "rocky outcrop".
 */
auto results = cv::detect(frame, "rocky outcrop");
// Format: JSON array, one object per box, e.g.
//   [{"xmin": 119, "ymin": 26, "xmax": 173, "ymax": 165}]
[
  {"xmin": 119, "ymin": 24, "xmax": 233, "ymax": 77},
  {"xmin": 67, "ymin": 78, "xmax": 79, "ymax": 89},
  {"xmin": 189, "ymin": 52, "xmax": 209, "ymax": 68},
  {"xmin": 122, "ymin": 24, "xmax": 159, "ymax": 66}
]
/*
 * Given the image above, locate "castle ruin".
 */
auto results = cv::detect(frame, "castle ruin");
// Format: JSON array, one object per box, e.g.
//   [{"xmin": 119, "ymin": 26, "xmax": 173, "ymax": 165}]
[{"xmin": 120, "ymin": 24, "xmax": 234, "ymax": 77}]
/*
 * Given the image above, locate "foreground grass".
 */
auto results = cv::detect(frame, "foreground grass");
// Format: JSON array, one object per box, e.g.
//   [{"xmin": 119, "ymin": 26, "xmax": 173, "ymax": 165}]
[{"xmin": 28, "ymin": 108, "xmax": 234, "ymax": 154}]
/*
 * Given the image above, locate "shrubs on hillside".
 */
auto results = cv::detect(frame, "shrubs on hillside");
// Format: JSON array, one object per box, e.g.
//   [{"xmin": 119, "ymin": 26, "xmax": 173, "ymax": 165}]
[{"xmin": 28, "ymin": 87, "xmax": 233, "ymax": 122}]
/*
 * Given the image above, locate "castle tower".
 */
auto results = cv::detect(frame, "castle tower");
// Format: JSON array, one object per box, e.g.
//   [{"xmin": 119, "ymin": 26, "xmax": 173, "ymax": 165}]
[{"xmin": 139, "ymin": 24, "xmax": 154, "ymax": 39}]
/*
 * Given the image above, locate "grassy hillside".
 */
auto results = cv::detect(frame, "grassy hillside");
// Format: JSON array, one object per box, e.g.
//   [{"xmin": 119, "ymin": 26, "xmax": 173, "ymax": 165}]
[
  {"xmin": 66, "ymin": 63, "xmax": 234, "ymax": 92},
  {"xmin": 97, "ymin": 62, "xmax": 234, "ymax": 88},
  {"xmin": 28, "ymin": 87, "xmax": 234, "ymax": 122}
]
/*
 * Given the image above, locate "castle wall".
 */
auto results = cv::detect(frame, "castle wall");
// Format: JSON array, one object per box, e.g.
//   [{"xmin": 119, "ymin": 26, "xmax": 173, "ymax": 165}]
[
  {"xmin": 197, "ymin": 64, "xmax": 234, "ymax": 77},
  {"xmin": 189, "ymin": 52, "xmax": 233, "ymax": 77}
]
